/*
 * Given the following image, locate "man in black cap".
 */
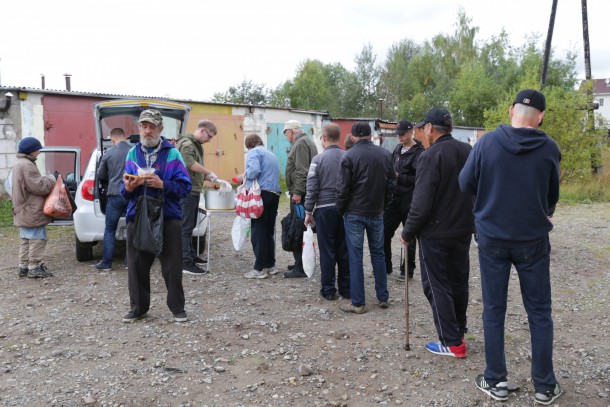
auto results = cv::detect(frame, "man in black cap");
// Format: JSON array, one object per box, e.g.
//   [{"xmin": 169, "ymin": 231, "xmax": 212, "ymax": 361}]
[
  {"xmin": 383, "ymin": 120, "xmax": 424, "ymax": 280},
  {"xmin": 337, "ymin": 121, "xmax": 396, "ymax": 314},
  {"xmin": 460, "ymin": 89, "xmax": 562, "ymax": 405},
  {"xmin": 401, "ymin": 108, "xmax": 474, "ymax": 357}
]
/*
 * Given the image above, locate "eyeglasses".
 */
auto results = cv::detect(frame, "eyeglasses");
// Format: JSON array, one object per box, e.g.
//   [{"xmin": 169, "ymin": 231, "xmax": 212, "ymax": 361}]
[{"xmin": 204, "ymin": 129, "xmax": 216, "ymax": 138}]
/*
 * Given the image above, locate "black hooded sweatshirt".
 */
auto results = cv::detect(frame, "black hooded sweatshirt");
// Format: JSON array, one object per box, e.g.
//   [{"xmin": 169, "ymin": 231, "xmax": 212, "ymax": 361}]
[{"xmin": 458, "ymin": 124, "xmax": 561, "ymax": 246}]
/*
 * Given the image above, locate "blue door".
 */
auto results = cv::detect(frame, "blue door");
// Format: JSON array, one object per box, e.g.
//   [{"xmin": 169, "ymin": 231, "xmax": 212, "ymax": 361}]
[{"xmin": 267, "ymin": 123, "xmax": 314, "ymax": 176}]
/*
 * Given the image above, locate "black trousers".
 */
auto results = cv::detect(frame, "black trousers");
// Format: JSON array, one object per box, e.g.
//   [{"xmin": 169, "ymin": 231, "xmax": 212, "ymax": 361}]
[
  {"xmin": 126, "ymin": 219, "xmax": 185, "ymax": 316},
  {"xmin": 313, "ymin": 206, "xmax": 350, "ymax": 297},
  {"xmin": 383, "ymin": 194, "xmax": 416, "ymax": 274},
  {"xmin": 419, "ymin": 235, "xmax": 471, "ymax": 346},
  {"xmin": 250, "ymin": 191, "xmax": 279, "ymax": 270}
]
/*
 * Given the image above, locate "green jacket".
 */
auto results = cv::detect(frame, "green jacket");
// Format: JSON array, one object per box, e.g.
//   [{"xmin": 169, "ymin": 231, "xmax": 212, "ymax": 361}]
[
  {"xmin": 177, "ymin": 134, "xmax": 205, "ymax": 194},
  {"xmin": 286, "ymin": 133, "xmax": 318, "ymax": 196}
]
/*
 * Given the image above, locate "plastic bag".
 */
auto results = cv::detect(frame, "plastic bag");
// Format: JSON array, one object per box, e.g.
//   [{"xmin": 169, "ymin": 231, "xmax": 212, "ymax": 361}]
[
  {"xmin": 231, "ymin": 216, "xmax": 251, "ymax": 251},
  {"xmin": 235, "ymin": 179, "xmax": 264, "ymax": 219},
  {"xmin": 281, "ymin": 203, "xmax": 305, "ymax": 252},
  {"xmin": 133, "ymin": 185, "xmax": 164, "ymax": 256},
  {"xmin": 302, "ymin": 225, "xmax": 316, "ymax": 278},
  {"xmin": 43, "ymin": 174, "xmax": 72, "ymax": 219}
]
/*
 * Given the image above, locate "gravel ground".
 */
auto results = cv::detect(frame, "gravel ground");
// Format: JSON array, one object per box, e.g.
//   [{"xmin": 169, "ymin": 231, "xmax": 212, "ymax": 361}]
[{"xmin": 0, "ymin": 202, "xmax": 608, "ymax": 407}]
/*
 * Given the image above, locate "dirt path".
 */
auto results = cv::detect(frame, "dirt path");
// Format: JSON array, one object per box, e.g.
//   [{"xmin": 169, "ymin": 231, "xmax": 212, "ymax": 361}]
[{"xmin": 0, "ymin": 203, "xmax": 608, "ymax": 406}]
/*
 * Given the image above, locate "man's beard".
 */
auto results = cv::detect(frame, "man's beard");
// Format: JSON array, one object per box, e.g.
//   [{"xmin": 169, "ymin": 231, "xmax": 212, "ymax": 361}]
[{"xmin": 141, "ymin": 134, "xmax": 161, "ymax": 148}]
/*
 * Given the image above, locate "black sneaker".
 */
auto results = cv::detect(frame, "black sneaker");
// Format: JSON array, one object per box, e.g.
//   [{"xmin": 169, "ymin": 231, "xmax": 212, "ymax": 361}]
[
  {"xmin": 475, "ymin": 374, "xmax": 508, "ymax": 401},
  {"xmin": 39, "ymin": 263, "xmax": 53, "ymax": 276},
  {"xmin": 95, "ymin": 262, "xmax": 112, "ymax": 271},
  {"xmin": 283, "ymin": 268, "xmax": 307, "ymax": 278},
  {"xmin": 27, "ymin": 265, "xmax": 52, "ymax": 279},
  {"xmin": 183, "ymin": 263, "xmax": 208, "ymax": 275},
  {"xmin": 321, "ymin": 293, "xmax": 337, "ymax": 301},
  {"xmin": 18, "ymin": 266, "xmax": 28, "ymax": 278},
  {"xmin": 173, "ymin": 312, "xmax": 188, "ymax": 322},
  {"xmin": 379, "ymin": 301, "xmax": 389, "ymax": 309},
  {"xmin": 122, "ymin": 311, "xmax": 145, "ymax": 323},
  {"xmin": 194, "ymin": 256, "xmax": 207, "ymax": 266},
  {"xmin": 535, "ymin": 384, "xmax": 562, "ymax": 405},
  {"xmin": 286, "ymin": 264, "xmax": 296, "ymax": 271}
]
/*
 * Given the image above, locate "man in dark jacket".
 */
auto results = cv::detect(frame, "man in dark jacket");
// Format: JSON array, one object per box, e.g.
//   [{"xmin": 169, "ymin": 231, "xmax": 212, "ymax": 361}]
[
  {"xmin": 401, "ymin": 108, "xmax": 474, "ymax": 358},
  {"xmin": 383, "ymin": 120, "xmax": 424, "ymax": 279},
  {"xmin": 95, "ymin": 128, "xmax": 131, "ymax": 271},
  {"xmin": 304, "ymin": 123, "xmax": 350, "ymax": 300},
  {"xmin": 337, "ymin": 122, "xmax": 396, "ymax": 314},
  {"xmin": 283, "ymin": 119, "xmax": 318, "ymax": 278},
  {"xmin": 460, "ymin": 89, "xmax": 562, "ymax": 405}
]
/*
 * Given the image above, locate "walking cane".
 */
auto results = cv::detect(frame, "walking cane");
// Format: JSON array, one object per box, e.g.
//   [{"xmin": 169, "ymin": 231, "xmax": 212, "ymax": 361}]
[{"xmin": 403, "ymin": 243, "xmax": 411, "ymax": 351}]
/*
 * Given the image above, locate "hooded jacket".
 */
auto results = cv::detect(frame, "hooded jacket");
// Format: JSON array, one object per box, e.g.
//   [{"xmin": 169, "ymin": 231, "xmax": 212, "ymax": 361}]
[
  {"xmin": 11, "ymin": 153, "xmax": 56, "ymax": 228},
  {"xmin": 458, "ymin": 124, "xmax": 561, "ymax": 246}
]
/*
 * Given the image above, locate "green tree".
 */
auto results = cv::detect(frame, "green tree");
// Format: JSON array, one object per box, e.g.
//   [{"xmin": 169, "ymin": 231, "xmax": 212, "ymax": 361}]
[{"xmin": 211, "ymin": 79, "xmax": 270, "ymax": 105}]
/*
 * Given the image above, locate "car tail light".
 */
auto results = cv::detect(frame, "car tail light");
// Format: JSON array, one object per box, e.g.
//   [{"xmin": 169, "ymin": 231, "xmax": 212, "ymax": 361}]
[{"xmin": 81, "ymin": 179, "xmax": 95, "ymax": 201}]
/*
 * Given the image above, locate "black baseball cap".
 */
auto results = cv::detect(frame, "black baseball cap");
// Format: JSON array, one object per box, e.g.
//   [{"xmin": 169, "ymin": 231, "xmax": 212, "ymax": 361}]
[
  {"xmin": 395, "ymin": 120, "xmax": 414, "ymax": 135},
  {"xmin": 415, "ymin": 108, "xmax": 452, "ymax": 128},
  {"xmin": 351, "ymin": 121, "xmax": 372, "ymax": 137},
  {"xmin": 513, "ymin": 89, "xmax": 546, "ymax": 112}
]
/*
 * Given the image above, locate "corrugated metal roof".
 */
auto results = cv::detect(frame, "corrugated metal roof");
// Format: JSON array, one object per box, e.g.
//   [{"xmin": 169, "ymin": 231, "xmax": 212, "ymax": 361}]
[{"xmin": 0, "ymin": 85, "xmax": 330, "ymax": 116}]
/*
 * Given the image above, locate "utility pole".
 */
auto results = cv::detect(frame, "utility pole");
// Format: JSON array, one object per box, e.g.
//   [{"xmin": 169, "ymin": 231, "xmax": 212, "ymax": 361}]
[{"xmin": 540, "ymin": 0, "xmax": 558, "ymax": 88}]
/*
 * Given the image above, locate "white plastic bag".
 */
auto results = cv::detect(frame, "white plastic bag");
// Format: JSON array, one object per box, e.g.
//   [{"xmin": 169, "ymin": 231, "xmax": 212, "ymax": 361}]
[
  {"xmin": 231, "ymin": 216, "xmax": 251, "ymax": 251},
  {"xmin": 302, "ymin": 226, "xmax": 316, "ymax": 278}
]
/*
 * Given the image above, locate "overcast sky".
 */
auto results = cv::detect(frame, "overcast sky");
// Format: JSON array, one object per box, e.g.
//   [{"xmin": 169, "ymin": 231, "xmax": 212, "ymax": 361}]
[{"xmin": 2, "ymin": 0, "xmax": 609, "ymax": 101}]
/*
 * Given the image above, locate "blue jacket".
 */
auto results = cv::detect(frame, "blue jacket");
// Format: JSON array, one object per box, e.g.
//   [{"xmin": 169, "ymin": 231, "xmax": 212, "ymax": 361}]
[
  {"xmin": 245, "ymin": 146, "xmax": 281, "ymax": 193},
  {"xmin": 459, "ymin": 124, "xmax": 561, "ymax": 246},
  {"xmin": 120, "ymin": 138, "xmax": 191, "ymax": 222}
]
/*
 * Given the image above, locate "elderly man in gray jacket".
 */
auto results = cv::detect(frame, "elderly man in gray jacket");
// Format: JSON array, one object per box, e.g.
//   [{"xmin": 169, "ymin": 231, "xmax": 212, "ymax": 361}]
[
  {"xmin": 304, "ymin": 123, "xmax": 350, "ymax": 300},
  {"xmin": 284, "ymin": 119, "xmax": 318, "ymax": 278}
]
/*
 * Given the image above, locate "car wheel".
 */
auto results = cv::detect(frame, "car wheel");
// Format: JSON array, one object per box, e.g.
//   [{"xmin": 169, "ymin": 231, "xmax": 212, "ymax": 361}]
[{"xmin": 76, "ymin": 237, "xmax": 93, "ymax": 262}]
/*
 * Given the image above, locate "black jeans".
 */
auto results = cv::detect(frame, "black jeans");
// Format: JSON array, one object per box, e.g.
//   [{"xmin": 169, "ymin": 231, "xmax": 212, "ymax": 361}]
[
  {"xmin": 383, "ymin": 194, "xmax": 416, "ymax": 274},
  {"xmin": 313, "ymin": 206, "xmax": 350, "ymax": 297},
  {"xmin": 126, "ymin": 219, "xmax": 185, "ymax": 316},
  {"xmin": 250, "ymin": 191, "xmax": 279, "ymax": 270},
  {"xmin": 180, "ymin": 193, "xmax": 199, "ymax": 264}
]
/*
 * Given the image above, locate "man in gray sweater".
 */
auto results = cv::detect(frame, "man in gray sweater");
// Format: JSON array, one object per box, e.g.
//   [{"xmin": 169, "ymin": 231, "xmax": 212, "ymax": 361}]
[
  {"xmin": 304, "ymin": 123, "xmax": 350, "ymax": 300},
  {"xmin": 95, "ymin": 128, "xmax": 131, "ymax": 271}
]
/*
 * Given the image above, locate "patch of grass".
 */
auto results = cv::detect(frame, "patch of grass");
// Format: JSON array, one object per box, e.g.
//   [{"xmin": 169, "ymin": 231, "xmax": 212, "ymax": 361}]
[
  {"xmin": 560, "ymin": 173, "xmax": 610, "ymax": 203},
  {"xmin": 0, "ymin": 198, "xmax": 13, "ymax": 228}
]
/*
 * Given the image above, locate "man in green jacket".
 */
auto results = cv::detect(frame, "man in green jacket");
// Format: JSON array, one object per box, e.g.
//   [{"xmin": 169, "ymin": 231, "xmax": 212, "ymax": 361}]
[
  {"xmin": 283, "ymin": 119, "xmax": 318, "ymax": 278},
  {"xmin": 177, "ymin": 120, "xmax": 218, "ymax": 275}
]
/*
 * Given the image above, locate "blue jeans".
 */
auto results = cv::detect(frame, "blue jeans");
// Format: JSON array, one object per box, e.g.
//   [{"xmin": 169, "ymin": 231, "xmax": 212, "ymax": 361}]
[
  {"xmin": 478, "ymin": 236, "xmax": 558, "ymax": 392},
  {"xmin": 343, "ymin": 213, "xmax": 388, "ymax": 307},
  {"xmin": 101, "ymin": 195, "xmax": 128, "ymax": 266},
  {"xmin": 180, "ymin": 194, "xmax": 199, "ymax": 264}
]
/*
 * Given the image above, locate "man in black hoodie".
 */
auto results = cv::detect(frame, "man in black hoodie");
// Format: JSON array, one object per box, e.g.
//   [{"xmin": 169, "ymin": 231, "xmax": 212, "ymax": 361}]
[
  {"xmin": 459, "ymin": 89, "xmax": 562, "ymax": 405},
  {"xmin": 401, "ymin": 108, "xmax": 474, "ymax": 358}
]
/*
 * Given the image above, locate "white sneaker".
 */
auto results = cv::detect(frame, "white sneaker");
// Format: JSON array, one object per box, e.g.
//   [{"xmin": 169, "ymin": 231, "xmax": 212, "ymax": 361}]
[
  {"xmin": 244, "ymin": 269, "xmax": 268, "ymax": 279},
  {"xmin": 264, "ymin": 266, "xmax": 279, "ymax": 275}
]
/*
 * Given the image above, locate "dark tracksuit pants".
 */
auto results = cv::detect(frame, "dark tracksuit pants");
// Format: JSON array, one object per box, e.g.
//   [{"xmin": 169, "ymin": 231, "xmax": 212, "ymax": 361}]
[
  {"xmin": 419, "ymin": 235, "xmax": 471, "ymax": 346},
  {"xmin": 251, "ymin": 190, "xmax": 280, "ymax": 271},
  {"xmin": 313, "ymin": 206, "xmax": 350, "ymax": 298},
  {"xmin": 384, "ymin": 193, "xmax": 416, "ymax": 274},
  {"xmin": 126, "ymin": 219, "xmax": 185, "ymax": 316}
]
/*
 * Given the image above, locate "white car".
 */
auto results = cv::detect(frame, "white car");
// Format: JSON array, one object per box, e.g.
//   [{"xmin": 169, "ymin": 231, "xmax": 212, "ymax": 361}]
[{"xmin": 60, "ymin": 99, "xmax": 208, "ymax": 261}]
